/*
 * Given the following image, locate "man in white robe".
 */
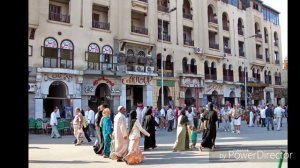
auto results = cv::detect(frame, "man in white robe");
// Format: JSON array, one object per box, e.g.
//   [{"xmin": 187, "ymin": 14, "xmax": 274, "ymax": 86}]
[{"xmin": 110, "ymin": 106, "xmax": 128, "ymax": 162}]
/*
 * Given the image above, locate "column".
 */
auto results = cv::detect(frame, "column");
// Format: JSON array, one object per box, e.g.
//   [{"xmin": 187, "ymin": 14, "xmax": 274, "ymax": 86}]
[
  {"xmin": 35, "ymin": 99, "xmax": 43, "ymax": 119},
  {"xmin": 143, "ymin": 85, "xmax": 153, "ymax": 107},
  {"xmin": 120, "ymin": 84, "xmax": 126, "ymax": 107}
]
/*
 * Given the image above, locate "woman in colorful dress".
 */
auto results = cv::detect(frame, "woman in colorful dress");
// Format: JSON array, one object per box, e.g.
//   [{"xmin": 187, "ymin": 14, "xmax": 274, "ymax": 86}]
[
  {"xmin": 123, "ymin": 110, "xmax": 150, "ymax": 165},
  {"xmin": 100, "ymin": 108, "xmax": 113, "ymax": 158}
]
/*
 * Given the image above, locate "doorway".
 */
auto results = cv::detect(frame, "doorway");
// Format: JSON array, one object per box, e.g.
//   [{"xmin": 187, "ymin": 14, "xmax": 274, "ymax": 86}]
[{"xmin": 43, "ymin": 81, "xmax": 70, "ymax": 118}]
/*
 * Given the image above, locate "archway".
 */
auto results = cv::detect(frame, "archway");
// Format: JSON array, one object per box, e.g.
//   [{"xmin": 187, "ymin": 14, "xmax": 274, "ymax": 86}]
[
  {"xmin": 89, "ymin": 83, "xmax": 111, "ymax": 112},
  {"xmin": 266, "ymin": 91, "xmax": 271, "ymax": 104},
  {"xmin": 185, "ymin": 88, "xmax": 194, "ymax": 107},
  {"xmin": 157, "ymin": 86, "xmax": 169, "ymax": 110},
  {"xmin": 43, "ymin": 81, "xmax": 70, "ymax": 118}
]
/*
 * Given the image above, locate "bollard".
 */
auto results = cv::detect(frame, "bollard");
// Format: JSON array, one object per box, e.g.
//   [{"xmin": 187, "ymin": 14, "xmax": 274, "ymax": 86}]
[{"xmin": 277, "ymin": 151, "xmax": 285, "ymax": 168}]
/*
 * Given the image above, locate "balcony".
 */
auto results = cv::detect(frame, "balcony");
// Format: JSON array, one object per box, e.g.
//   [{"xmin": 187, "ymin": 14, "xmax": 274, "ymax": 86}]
[
  {"xmin": 238, "ymin": 28, "xmax": 244, "ymax": 35},
  {"xmin": 183, "ymin": 13, "xmax": 193, "ymax": 20},
  {"xmin": 92, "ymin": 21, "xmax": 110, "ymax": 30},
  {"xmin": 256, "ymin": 54, "xmax": 263, "ymax": 59},
  {"xmin": 131, "ymin": 26, "xmax": 148, "ymax": 35},
  {"xmin": 224, "ymin": 76, "xmax": 234, "ymax": 82},
  {"xmin": 266, "ymin": 57, "xmax": 270, "ymax": 62},
  {"xmin": 49, "ymin": 12, "xmax": 70, "ymax": 23},
  {"xmin": 223, "ymin": 26, "xmax": 229, "ymax": 31},
  {"xmin": 224, "ymin": 48, "xmax": 231, "ymax": 54},
  {"xmin": 208, "ymin": 18, "xmax": 218, "ymax": 24},
  {"xmin": 275, "ymin": 60, "xmax": 280, "ymax": 64},
  {"xmin": 157, "ymin": 5, "xmax": 169, "ymax": 13},
  {"xmin": 138, "ymin": 0, "xmax": 147, "ymax": 2},
  {"xmin": 184, "ymin": 40, "xmax": 194, "ymax": 46},
  {"xmin": 158, "ymin": 34, "xmax": 171, "ymax": 41},
  {"xmin": 255, "ymin": 33, "xmax": 262, "ymax": 38},
  {"xmin": 239, "ymin": 51, "xmax": 245, "ymax": 57},
  {"xmin": 209, "ymin": 43, "xmax": 219, "ymax": 50},
  {"xmin": 158, "ymin": 69, "xmax": 174, "ymax": 77}
]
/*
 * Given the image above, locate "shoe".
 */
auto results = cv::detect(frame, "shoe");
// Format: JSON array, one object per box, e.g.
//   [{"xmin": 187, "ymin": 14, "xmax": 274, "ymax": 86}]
[
  {"xmin": 75, "ymin": 143, "xmax": 80, "ymax": 146},
  {"xmin": 57, "ymin": 136, "xmax": 62, "ymax": 138},
  {"xmin": 144, "ymin": 148, "xmax": 149, "ymax": 151},
  {"xmin": 199, "ymin": 145, "xmax": 203, "ymax": 151},
  {"xmin": 117, "ymin": 159, "xmax": 123, "ymax": 162},
  {"xmin": 103, "ymin": 155, "xmax": 109, "ymax": 158}
]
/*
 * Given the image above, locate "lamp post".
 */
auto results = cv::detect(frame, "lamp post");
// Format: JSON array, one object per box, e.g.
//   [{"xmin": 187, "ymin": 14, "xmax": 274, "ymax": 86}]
[
  {"xmin": 243, "ymin": 33, "xmax": 261, "ymax": 110},
  {"xmin": 161, "ymin": 7, "xmax": 176, "ymax": 109}
]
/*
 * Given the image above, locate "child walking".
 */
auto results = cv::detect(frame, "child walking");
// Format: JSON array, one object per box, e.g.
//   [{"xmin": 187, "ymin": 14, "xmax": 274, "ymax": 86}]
[{"xmin": 190, "ymin": 127, "xmax": 197, "ymax": 149}]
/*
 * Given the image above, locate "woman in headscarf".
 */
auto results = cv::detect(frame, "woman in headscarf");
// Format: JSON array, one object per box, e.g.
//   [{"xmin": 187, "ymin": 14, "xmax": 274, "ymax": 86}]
[
  {"xmin": 199, "ymin": 103, "xmax": 218, "ymax": 151},
  {"xmin": 173, "ymin": 107, "xmax": 190, "ymax": 152},
  {"xmin": 100, "ymin": 108, "xmax": 113, "ymax": 158},
  {"xmin": 142, "ymin": 106, "xmax": 158, "ymax": 150},
  {"xmin": 123, "ymin": 110, "xmax": 150, "ymax": 165}
]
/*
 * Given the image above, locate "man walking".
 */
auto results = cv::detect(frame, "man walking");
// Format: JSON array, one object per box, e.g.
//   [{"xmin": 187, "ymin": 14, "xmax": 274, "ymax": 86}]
[
  {"xmin": 50, "ymin": 107, "xmax": 61, "ymax": 138},
  {"xmin": 265, "ymin": 104, "xmax": 274, "ymax": 131},
  {"xmin": 274, "ymin": 105, "xmax": 284, "ymax": 131},
  {"xmin": 87, "ymin": 106, "xmax": 95, "ymax": 137},
  {"xmin": 110, "ymin": 106, "xmax": 128, "ymax": 162}
]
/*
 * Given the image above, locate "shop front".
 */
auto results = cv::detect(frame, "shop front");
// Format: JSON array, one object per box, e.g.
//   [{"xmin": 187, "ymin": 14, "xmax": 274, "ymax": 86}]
[
  {"xmin": 120, "ymin": 75, "xmax": 154, "ymax": 112},
  {"xmin": 156, "ymin": 80, "xmax": 176, "ymax": 110},
  {"xmin": 34, "ymin": 71, "xmax": 82, "ymax": 119},
  {"xmin": 82, "ymin": 76, "xmax": 121, "ymax": 113},
  {"xmin": 274, "ymin": 88, "xmax": 285, "ymax": 106},
  {"xmin": 179, "ymin": 77, "xmax": 204, "ymax": 108},
  {"xmin": 203, "ymin": 83, "xmax": 223, "ymax": 107},
  {"xmin": 223, "ymin": 84, "xmax": 241, "ymax": 107}
]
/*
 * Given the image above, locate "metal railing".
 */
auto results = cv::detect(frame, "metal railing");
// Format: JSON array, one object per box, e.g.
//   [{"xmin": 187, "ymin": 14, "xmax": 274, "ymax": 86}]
[
  {"xmin": 49, "ymin": 12, "xmax": 70, "ymax": 23},
  {"xmin": 158, "ymin": 5, "xmax": 169, "ymax": 13},
  {"xmin": 183, "ymin": 13, "xmax": 193, "ymax": 20},
  {"xmin": 158, "ymin": 34, "xmax": 171, "ymax": 41},
  {"xmin": 92, "ymin": 20, "xmax": 110, "ymax": 30},
  {"xmin": 131, "ymin": 26, "xmax": 148, "ymax": 35},
  {"xmin": 209, "ymin": 43, "xmax": 219, "ymax": 49}
]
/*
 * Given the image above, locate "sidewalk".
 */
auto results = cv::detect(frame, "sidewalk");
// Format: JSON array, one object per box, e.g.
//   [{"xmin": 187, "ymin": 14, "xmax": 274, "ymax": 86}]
[{"xmin": 29, "ymin": 118, "xmax": 288, "ymax": 168}]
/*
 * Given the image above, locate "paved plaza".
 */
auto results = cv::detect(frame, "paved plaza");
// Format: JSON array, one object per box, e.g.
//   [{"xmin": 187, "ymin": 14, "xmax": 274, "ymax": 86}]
[{"xmin": 29, "ymin": 118, "xmax": 288, "ymax": 168}]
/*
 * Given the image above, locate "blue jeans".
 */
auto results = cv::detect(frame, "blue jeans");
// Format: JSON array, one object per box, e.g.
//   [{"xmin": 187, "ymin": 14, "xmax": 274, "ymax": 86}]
[{"xmin": 266, "ymin": 117, "xmax": 274, "ymax": 130}]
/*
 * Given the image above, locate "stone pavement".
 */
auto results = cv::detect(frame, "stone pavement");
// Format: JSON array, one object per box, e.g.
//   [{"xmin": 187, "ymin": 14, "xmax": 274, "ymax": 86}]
[{"xmin": 29, "ymin": 118, "xmax": 288, "ymax": 168}]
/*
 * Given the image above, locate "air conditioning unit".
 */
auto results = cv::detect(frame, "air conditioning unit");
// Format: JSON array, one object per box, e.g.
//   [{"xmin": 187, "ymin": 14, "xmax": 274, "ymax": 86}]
[
  {"xmin": 194, "ymin": 47, "xmax": 203, "ymax": 54},
  {"xmin": 28, "ymin": 83, "xmax": 35, "ymax": 92},
  {"xmin": 135, "ymin": 65, "xmax": 144, "ymax": 72},
  {"xmin": 145, "ymin": 66, "xmax": 154, "ymax": 73}
]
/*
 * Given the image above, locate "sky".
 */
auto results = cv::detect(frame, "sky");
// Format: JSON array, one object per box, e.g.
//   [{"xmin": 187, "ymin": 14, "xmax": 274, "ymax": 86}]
[{"xmin": 261, "ymin": 0, "xmax": 287, "ymax": 61}]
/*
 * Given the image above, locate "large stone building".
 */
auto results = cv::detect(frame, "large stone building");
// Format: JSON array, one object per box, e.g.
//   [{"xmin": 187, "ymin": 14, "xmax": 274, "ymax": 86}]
[{"xmin": 29, "ymin": 0, "xmax": 285, "ymax": 119}]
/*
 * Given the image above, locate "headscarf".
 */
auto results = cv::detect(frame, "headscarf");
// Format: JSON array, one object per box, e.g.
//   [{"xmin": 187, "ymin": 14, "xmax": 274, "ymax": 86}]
[
  {"xmin": 128, "ymin": 110, "xmax": 137, "ymax": 134},
  {"xmin": 145, "ymin": 107, "xmax": 152, "ymax": 116},
  {"xmin": 102, "ymin": 108, "xmax": 111, "ymax": 117}
]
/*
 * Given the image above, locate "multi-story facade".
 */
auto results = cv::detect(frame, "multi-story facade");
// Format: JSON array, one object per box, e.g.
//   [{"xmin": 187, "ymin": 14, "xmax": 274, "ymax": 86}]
[{"xmin": 29, "ymin": 0, "xmax": 285, "ymax": 119}]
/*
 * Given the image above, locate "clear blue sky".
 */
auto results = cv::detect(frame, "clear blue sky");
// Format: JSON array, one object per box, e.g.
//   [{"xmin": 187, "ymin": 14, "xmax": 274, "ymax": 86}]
[{"xmin": 262, "ymin": 0, "xmax": 287, "ymax": 60}]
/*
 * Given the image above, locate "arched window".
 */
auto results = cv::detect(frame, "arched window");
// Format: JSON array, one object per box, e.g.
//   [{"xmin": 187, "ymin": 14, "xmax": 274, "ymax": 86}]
[
  {"xmin": 127, "ymin": 49, "xmax": 134, "ymax": 57},
  {"xmin": 255, "ymin": 22, "xmax": 260, "ymax": 35},
  {"xmin": 157, "ymin": 54, "xmax": 161, "ymax": 70},
  {"xmin": 264, "ymin": 70, "xmax": 268, "ymax": 83},
  {"xmin": 222, "ymin": 12, "xmax": 229, "ymax": 31},
  {"xmin": 183, "ymin": 0, "xmax": 192, "ymax": 20},
  {"xmin": 208, "ymin": 5, "xmax": 217, "ymax": 24},
  {"xmin": 182, "ymin": 57, "xmax": 188, "ymax": 73},
  {"xmin": 238, "ymin": 18, "xmax": 244, "ymax": 35},
  {"xmin": 223, "ymin": 64, "xmax": 227, "ymax": 81},
  {"xmin": 43, "ymin": 37, "xmax": 59, "ymax": 68},
  {"xmin": 239, "ymin": 66, "xmax": 243, "ymax": 82},
  {"xmin": 190, "ymin": 59, "xmax": 197, "ymax": 74},
  {"xmin": 257, "ymin": 69, "xmax": 260, "ymax": 82},
  {"xmin": 229, "ymin": 65, "xmax": 234, "ymax": 81},
  {"xmin": 211, "ymin": 62, "xmax": 217, "ymax": 80},
  {"xmin": 205, "ymin": 61, "xmax": 209, "ymax": 79},
  {"xmin": 264, "ymin": 27, "xmax": 268, "ymax": 43},
  {"xmin": 60, "ymin": 39, "xmax": 74, "ymax": 69},
  {"xmin": 274, "ymin": 32, "xmax": 279, "ymax": 46},
  {"xmin": 166, "ymin": 55, "xmax": 173, "ymax": 71},
  {"xmin": 87, "ymin": 43, "xmax": 100, "ymax": 70},
  {"xmin": 102, "ymin": 45, "xmax": 113, "ymax": 63},
  {"xmin": 278, "ymin": 72, "xmax": 281, "ymax": 85},
  {"xmin": 268, "ymin": 71, "xmax": 272, "ymax": 84}
]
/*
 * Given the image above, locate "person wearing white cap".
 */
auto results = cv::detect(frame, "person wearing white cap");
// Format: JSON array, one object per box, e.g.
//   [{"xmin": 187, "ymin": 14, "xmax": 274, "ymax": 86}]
[{"xmin": 110, "ymin": 106, "xmax": 129, "ymax": 162}]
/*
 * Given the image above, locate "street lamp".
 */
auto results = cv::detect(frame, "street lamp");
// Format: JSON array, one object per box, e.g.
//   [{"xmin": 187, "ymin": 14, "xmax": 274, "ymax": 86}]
[
  {"xmin": 243, "ymin": 33, "xmax": 261, "ymax": 110},
  {"xmin": 161, "ymin": 7, "xmax": 177, "ymax": 109}
]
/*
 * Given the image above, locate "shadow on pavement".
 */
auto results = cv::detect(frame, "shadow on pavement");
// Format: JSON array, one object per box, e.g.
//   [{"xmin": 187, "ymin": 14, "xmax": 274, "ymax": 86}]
[{"xmin": 29, "ymin": 160, "xmax": 107, "ymax": 164}]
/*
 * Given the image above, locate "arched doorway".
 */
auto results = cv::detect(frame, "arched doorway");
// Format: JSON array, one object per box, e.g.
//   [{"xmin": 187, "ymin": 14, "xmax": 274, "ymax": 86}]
[
  {"xmin": 185, "ymin": 88, "xmax": 194, "ymax": 107},
  {"xmin": 207, "ymin": 90, "xmax": 218, "ymax": 105},
  {"xmin": 266, "ymin": 91, "xmax": 271, "ymax": 104},
  {"xmin": 44, "ymin": 81, "xmax": 70, "ymax": 118},
  {"xmin": 157, "ymin": 86, "xmax": 169, "ymax": 110},
  {"xmin": 89, "ymin": 83, "xmax": 111, "ymax": 112},
  {"xmin": 225, "ymin": 91, "xmax": 235, "ymax": 107}
]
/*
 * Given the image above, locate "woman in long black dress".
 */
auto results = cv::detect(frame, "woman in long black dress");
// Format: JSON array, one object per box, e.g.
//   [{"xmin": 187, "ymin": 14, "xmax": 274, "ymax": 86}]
[
  {"xmin": 200, "ymin": 103, "xmax": 218, "ymax": 151},
  {"xmin": 142, "ymin": 107, "xmax": 158, "ymax": 150}
]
